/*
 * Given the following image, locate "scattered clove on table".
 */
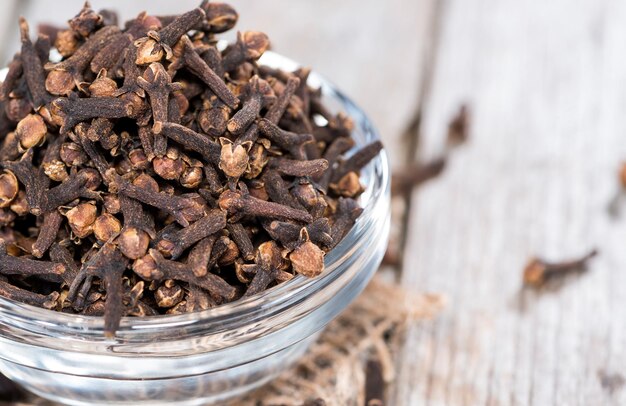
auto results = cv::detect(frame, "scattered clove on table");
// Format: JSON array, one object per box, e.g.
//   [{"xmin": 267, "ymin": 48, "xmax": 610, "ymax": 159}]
[
  {"xmin": 446, "ymin": 104, "xmax": 470, "ymax": 146},
  {"xmin": 522, "ymin": 249, "xmax": 598, "ymax": 289},
  {"xmin": 0, "ymin": 2, "xmax": 383, "ymax": 336}
]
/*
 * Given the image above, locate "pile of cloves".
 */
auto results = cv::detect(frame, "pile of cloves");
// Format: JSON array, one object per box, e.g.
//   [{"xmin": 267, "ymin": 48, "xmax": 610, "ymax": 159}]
[{"xmin": 0, "ymin": 2, "xmax": 382, "ymax": 336}]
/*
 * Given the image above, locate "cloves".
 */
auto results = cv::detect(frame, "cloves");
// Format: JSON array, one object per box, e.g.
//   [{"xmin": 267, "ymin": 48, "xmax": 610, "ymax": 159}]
[
  {"xmin": 289, "ymin": 229, "xmax": 325, "ymax": 278},
  {"xmin": 219, "ymin": 185, "xmax": 313, "ymax": 223},
  {"xmin": 156, "ymin": 208, "xmax": 226, "ymax": 259},
  {"xmin": 222, "ymin": 31, "xmax": 269, "ymax": 72},
  {"xmin": 159, "ymin": 122, "xmax": 221, "ymax": 163},
  {"xmin": 523, "ymin": 249, "xmax": 598, "ymax": 288},
  {"xmin": 54, "ymin": 96, "xmax": 134, "ymax": 133},
  {"xmin": 45, "ymin": 25, "xmax": 121, "ymax": 95},
  {"xmin": 243, "ymin": 240, "xmax": 283, "ymax": 297},
  {"xmin": 0, "ymin": 3, "xmax": 383, "ymax": 337},
  {"xmin": 0, "ymin": 170, "xmax": 18, "ymax": 208},
  {"xmin": 134, "ymin": 8, "xmax": 206, "ymax": 65},
  {"xmin": 170, "ymin": 35, "xmax": 238, "ymax": 109},
  {"xmin": 0, "ymin": 241, "xmax": 65, "ymax": 278},
  {"xmin": 268, "ymin": 157, "xmax": 329, "ymax": 177},
  {"xmin": 258, "ymin": 118, "xmax": 313, "ymax": 159},
  {"xmin": 31, "ymin": 210, "xmax": 63, "ymax": 258},
  {"xmin": 19, "ymin": 18, "xmax": 52, "ymax": 109},
  {"xmin": 137, "ymin": 62, "xmax": 183, "ymax": 133}
]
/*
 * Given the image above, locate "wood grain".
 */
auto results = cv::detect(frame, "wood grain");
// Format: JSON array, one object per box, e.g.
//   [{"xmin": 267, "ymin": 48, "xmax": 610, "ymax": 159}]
[{"xmin": 397, "ymin": 0, "xmax": 626, "ymax": 404}]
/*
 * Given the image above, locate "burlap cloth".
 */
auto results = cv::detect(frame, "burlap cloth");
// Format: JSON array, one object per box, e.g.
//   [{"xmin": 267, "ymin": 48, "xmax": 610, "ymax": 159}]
[{"xmin": 7, "ymin": 276, "xmax": 443, "ymax": 406}]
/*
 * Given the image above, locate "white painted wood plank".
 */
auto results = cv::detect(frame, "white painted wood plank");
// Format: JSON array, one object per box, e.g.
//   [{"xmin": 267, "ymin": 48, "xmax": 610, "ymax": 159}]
[{"xmin": 398, "ymin": 0, "xmax": 626, "ymax": 404}]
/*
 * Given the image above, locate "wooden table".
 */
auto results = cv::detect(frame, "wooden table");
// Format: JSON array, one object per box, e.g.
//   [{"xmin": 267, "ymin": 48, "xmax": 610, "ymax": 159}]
[
  {"xmin": 4, "ymin": 1, "xmax": 626, "ymax": 404},
  {"xmin": 394, "ymin": 1, "xmax": 626, "ymax": 405}
]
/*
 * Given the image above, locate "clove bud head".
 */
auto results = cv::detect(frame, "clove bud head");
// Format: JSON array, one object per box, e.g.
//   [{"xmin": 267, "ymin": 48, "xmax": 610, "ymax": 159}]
[
  {"xmin": 134, "ymin": 35, "xmax": 164, "ymax": 65},
  {"xmin": 89, "ymin": 74, "xmax": 118, "ymax": 97},
  {"xmin": 155, "ymin": 280, "xmax": 184, "ymax": 308},
  {"xmin": 290, "ymin": 240, "xmax": 325, "ymax": 278},
  {"xmin": 0, "ymin": 171, "xmax": 19, "ymax": 208},
  {"xmin": 241, "ymin": 31, "xmax": 270, "ymax": 60},
  {"xmin": 153, "ymin": 155, "xmax": 184, "ymax": 180},
  {"xmin": 219, "ymin": 138, "xmax": 249, "ymax": 178},
  {"xmin": 132, "ymin": 252, "xmax": 164, "ymax": 280},
  {"xmin": 93, "ymin": 213, "xmax": 122, "ymax": 242},
  {"xmin": 45, "ymin": 70, "xmax": 75, "ymax": 96},
  {"xmin": 523, "ymin": 259, "xmax": 546, "ymax": 288},
  {"xmin": 65, "ymin": 202, "xmax": 98, "ymax": 239},
  {"xmin": 203, "ymin": 3, "xmax": 238, "ymax": 33},
  {"xmin": 289, "ymin": 229, "xmax": 325, "ymax": 277},
  {"xmin": 119, "ymin": 227, "xmax": 150, "ymax": 260},
  {"xmin": 15, "ymin": 114, "xmax": 47, "ymax": 150}
]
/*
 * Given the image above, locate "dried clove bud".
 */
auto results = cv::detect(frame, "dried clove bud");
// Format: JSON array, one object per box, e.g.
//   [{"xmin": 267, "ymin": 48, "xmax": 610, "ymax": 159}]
[
  {"xmin": 447, "ymin": 104, "xmax": 470, "ymax": 145},
  {"xmin": 1, "ymin": 55, "xmax": 23, "ymax": 102},
  {"xmin": 0, "ymin": 171, "xmax": 18, "ymax": 208},
  {"xmin": 19, "ymin": 18, "xmax": 53, "ymax": 109},
  {"xmin": 65, "ymin": 202, "xmax": 98, "ymax": 238},
  {"xmin": 45, "ymin": 25, "xmax": 121, "ymax": 95},
  {"xmin": 222, "ymin": 31, "xmax": 270, "ymax": 72},
  {"xmin": 226, "ymin": 222, "xmax": 254, "ymax": 261},
  {"xmin": 329, "ymin": 198, "xmax": 363, "ymax": 248},
  {"xmin": 243, "ymin": 240, "xmax": 283, "ymax": 297},
  {"xmin": 330, "ymin": 171, "xmax": 362, "ymax": 198},
  {"xmin": 265, "ymin": 218, "xmax": 333, "ymax": 250},
  {"xmin": 170, "ymin": 35, "xmax": 239, "ymax": 109},
  {"xmin": 0, "ymin": 241, "xmax": 65, "ymax": 278},
  {"xmin": 227, "ymin": 76, "xmax": 273, "ymax": 135},
  {"xmin": 390, "ymin": 158, "xmax": 446, "ymax": 196},
  {"xmin": 180, "ymin": 165, "xmax": 203, "ymax": 189},
  {"xmin": 258, "ymin": 118, "xmax": 313, "ymax": 159},
  {"xmin": 219, "ymin": 137, "xmax": 250, "ymax": 179},
  {"xmin": 55, "ymin": 29, "xmax": 80, "ymax": 58},
  {"xmin": 88, "ymin": 70, "xmax": 118, "ymax": 97},
  {"xmin": 154, "ymin": 280, "xmax": 184, "ymax": 308},
  {"xmin": 136, "ymin": 62, "xmax": 183, "ymax": 133},
  {"xmin": 269, "ymin": 157, "xmax": 329, "ymax": 177},
  {"xmin": 156, "ymin": 208, "xmax": 226, "ymax": 259},
  {"xmin": 15, "ymin": 114, "xmax": 47, "ymax": 149},
  {"xmin": 54, "ymin": 96, "xmax": 134, "ymax": 133},
  {"xmin": 134, "ymin": 8, "xmax": 206, "ymax": 64},
  {"xmin": 153, "ymin": 153, "xmax": 184, "ymax": 180},
  {"xmin": 69, "ymin": 2, "xmax": 103, "ymax": 37},
  {"xmin": 60, "ymin": 142, "xmax": 88, "ymax": 166},
  {"xmin": 198, "ymin": 97, "xmax": 230, "ymax": 137},
  {"xmin": 68, "ymin": 242, "xmax": 128, "ymax": 337},
  {"xmin": 219, "ymin": 186, "xmax": 313, "ymax": 223},
  {"xmin": 159, "ymin": 122, "xmax": 221, "ymax": 163},
  {"xmin": 0, "ymin": 279, "xmax": 59, "ymax": 311},
  {"xmin": 332, "ymin": 141, "xmax": 383, "ymax": 183},
  {"xmin": 523, "ymin": 249, "xmax": 598, "ymax": 288},
  {"xmin": 289, "ymin": 229, "xmax": 325, "ymax": 278},
  {"xmin": 202, "ymin": 2, "xmax": 238, "ymax": 33},
  {"xmin": 93, "ymin": 213, "xmax": 122, "ymax": 242},
  {"xmin": 135, "ymin": 249, "xmax": 237, "ymax": 301},
  {"xmin": 187, "ymin": 235, "xmax": 218, "ymax": 277}
]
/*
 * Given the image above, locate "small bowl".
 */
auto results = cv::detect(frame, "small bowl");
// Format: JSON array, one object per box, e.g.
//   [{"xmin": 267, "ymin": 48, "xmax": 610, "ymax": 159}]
[{"xmin": 0, "ymin": 52, "xmax": 390, "ymax": 406}]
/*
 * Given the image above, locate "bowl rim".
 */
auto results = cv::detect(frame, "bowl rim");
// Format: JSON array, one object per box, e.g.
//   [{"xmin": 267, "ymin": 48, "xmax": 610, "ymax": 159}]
[{"xmin": 0, "ymin": 51, "xmax": 390, "ymax": 340}]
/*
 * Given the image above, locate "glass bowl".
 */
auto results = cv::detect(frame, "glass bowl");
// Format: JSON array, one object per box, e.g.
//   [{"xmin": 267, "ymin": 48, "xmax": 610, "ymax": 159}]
[{"xmin": 0, "ymin": 52, "xmax": 390, "ymax": 406}]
